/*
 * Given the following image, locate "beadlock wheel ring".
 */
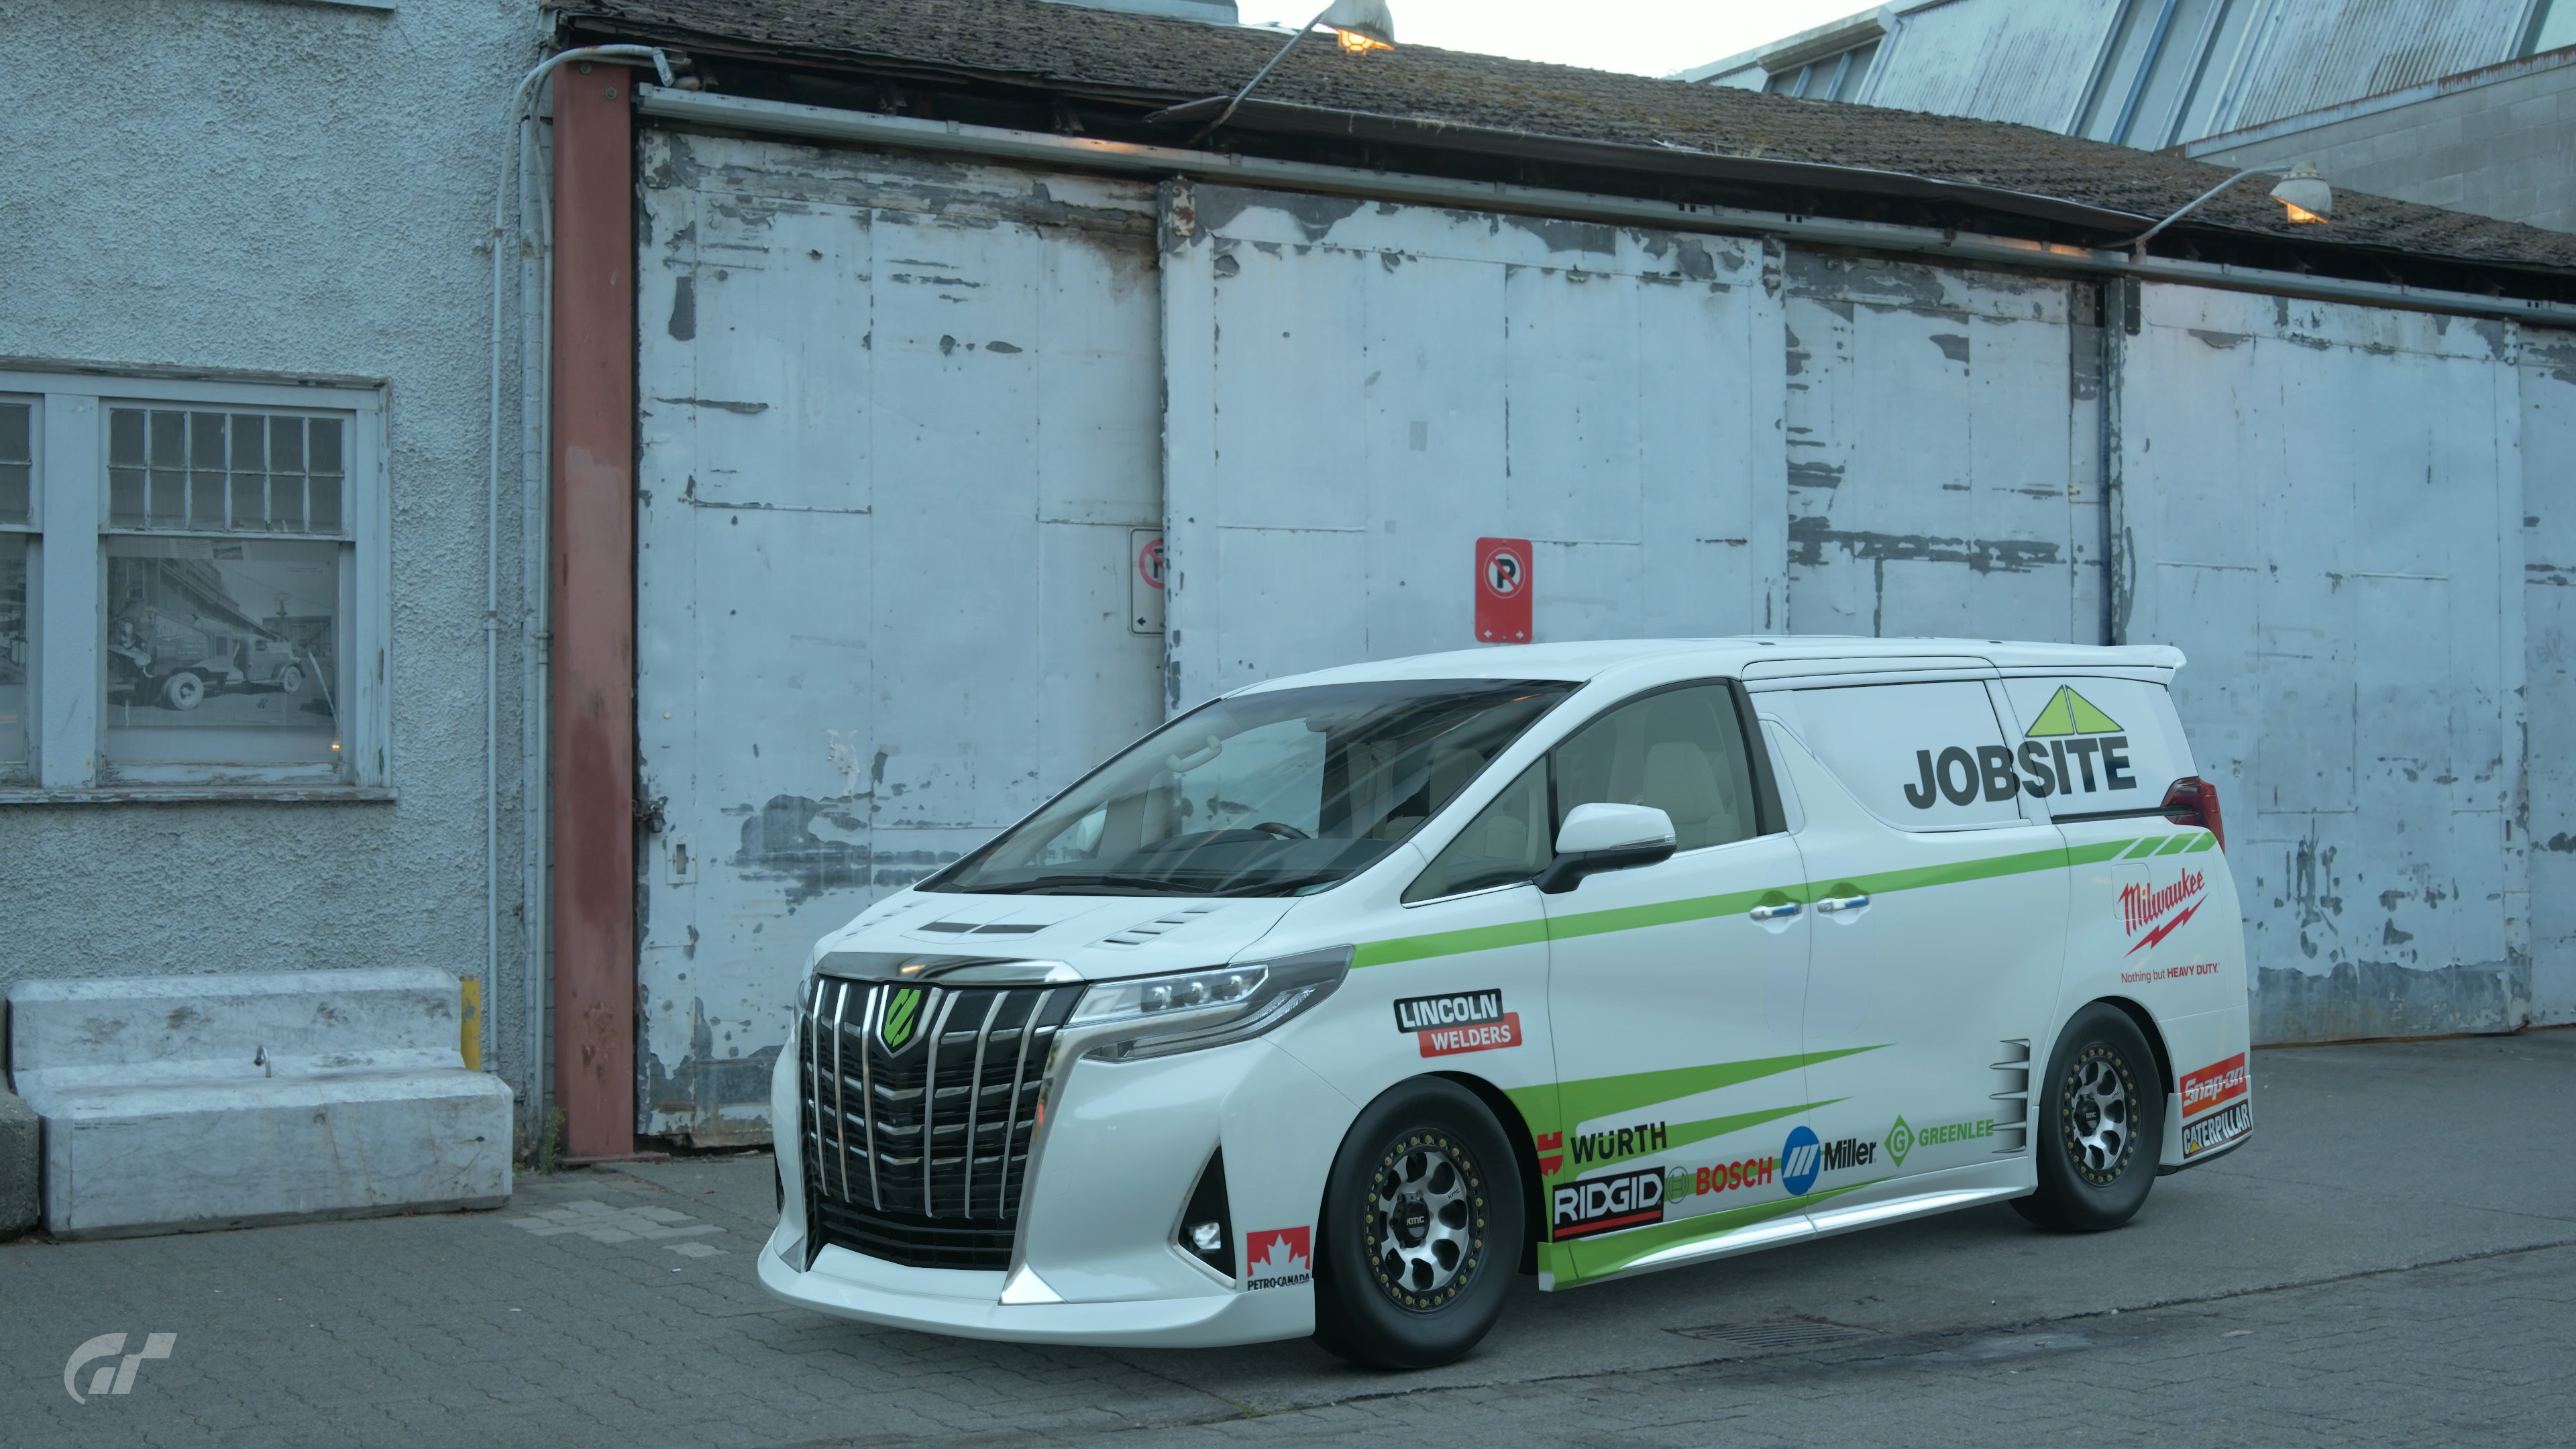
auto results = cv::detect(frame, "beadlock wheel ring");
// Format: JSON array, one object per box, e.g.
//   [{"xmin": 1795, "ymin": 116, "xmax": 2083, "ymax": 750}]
[
  {"xmin": 1367, "ymin": 1130, "xmax": 1489, "ymax": 1313},
  {"xmin": 2059, "ymin": 1041, "xmax": 2137, "ymax": 1186}
]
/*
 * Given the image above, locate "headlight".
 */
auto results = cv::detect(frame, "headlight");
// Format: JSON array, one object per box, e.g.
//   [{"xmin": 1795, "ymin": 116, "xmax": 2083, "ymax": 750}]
[{"xmin": 1068, "ymin": 946, "xmax": 1351, "ymax": 1063}]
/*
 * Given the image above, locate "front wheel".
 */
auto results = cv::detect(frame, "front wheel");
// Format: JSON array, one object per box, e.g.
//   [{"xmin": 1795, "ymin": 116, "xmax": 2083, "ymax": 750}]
[
  {"xmin": 2013, "ymin": 1002, "xmax": 2164, "ymax": 1232},
  {"xmin": 1311, "ymin": 1077, "xmax": 1523, "ymax": 1370}
]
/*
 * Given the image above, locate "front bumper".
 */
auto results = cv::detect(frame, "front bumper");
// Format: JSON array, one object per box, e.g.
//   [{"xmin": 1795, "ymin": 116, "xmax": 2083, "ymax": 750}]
[{"xmin": 759, "ymin": 1023, "xmax": 1354, "ymax": 1348}]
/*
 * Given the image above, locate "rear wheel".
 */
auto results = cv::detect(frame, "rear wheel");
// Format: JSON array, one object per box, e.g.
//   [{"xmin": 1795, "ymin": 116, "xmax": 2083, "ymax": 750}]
[
  {"xmin": 1312, "ymin": 1077, "xmax": 1523, "ymax": 1369},
  {"xmin": 2014, "ymin": 1002, "xmax": 2163, "ymax": 1232}
]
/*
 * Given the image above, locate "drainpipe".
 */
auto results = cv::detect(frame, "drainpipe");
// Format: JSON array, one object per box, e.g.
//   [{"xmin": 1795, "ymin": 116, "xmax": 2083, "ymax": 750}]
[{"xmin": 488, "ymin": 42, "xmax": 672, "ymax": 1118}]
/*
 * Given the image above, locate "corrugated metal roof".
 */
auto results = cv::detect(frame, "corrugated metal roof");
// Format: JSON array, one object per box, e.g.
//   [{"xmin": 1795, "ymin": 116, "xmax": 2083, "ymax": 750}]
[
  {"xmin": 546, "ymin": 0, "xmax": 2576, "ymax": 273},
  {"xmin": 1866, "ymin": 0, "xmax": 2118, "ymax": 131},
  {"xmin": 2223, "ymin": 0, "xmax": 2528, "ymax": 129}
]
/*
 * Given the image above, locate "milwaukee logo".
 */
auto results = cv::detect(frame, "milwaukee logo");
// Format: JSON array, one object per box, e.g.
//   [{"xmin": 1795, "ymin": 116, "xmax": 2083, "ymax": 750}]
[{"xmin": 2123, "ymin": 869, "xmax": 2206, "ymax": 954}]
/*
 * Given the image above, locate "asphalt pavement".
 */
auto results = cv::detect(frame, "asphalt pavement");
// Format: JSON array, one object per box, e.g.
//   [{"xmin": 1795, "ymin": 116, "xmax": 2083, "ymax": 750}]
[{"xmin": 3, "ymin": 1030, "xmax": 2571, "ymax": 1448}]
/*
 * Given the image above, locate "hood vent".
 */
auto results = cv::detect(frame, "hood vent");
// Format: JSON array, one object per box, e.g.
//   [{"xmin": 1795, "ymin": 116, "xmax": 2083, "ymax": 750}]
[
  {"xmin": 1098, "ymin": 904, "xmax": 1221, "ymax": 949},
  {"xmin": 922, "ymin": 920, "xmax": 1052, "ymax": 935}
]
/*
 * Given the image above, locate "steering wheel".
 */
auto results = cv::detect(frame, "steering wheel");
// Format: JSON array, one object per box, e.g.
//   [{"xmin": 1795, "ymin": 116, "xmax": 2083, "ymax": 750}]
[{"xmin": 1248, "ymin": 820, "xmax": 1311, "ymax": 841}]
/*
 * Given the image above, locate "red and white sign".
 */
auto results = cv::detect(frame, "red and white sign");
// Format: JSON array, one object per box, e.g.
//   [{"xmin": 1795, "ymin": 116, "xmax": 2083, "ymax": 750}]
[
  {"xmin": 1474, "ymin": 537, "xmax": 1532, "ymax": 643},
  {"xmin": 1243, "ymin": 1226, "xmax": 1312, "ymax": 1290},
  {"xmin": 1417, "ymin": 1011, "xmax": 1523, "ymax": 1058},
  {"xmin": 1136, "ymin": 535, "xmax": 1166, "ymax": 590},
  {"xmin": 2122, "ymin": 868, "xmax": 2206, "ymax": 954},
  {"xmin": 2181, "ymin": 1053, "xmax": 2249, "ymax": 1118}
]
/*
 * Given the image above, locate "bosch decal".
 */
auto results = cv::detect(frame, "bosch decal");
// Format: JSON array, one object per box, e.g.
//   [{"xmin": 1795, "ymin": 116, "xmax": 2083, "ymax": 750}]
[
  {"xmin": 1551, "ymin": 1167, "xmax": 1665, "ymax": 1240},
  {"xmin": 2123, "ymin": 869, "xmax": 2207, "ymax": 954},
  {"xmin": 1243, "ymin": 1227, "xmax": 1313, "ymax": 1290},
  {"xmin": 1676, "ymin": 1154, "xmax": 1776, "ymax": 1198}
]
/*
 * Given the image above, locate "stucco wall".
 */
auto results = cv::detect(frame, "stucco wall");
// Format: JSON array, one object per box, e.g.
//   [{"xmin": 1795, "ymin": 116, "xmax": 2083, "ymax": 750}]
[
  {"xmin": 0, "ymin": 0, "xmax": 548, "ymax": 1124},
  {"xmin": 2191, "ymin": 54, "xmax": 2576, "ymax": 233}
]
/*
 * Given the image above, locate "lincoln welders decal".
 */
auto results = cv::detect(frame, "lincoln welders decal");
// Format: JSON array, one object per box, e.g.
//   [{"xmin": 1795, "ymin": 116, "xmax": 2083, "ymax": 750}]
[
  {"xmin": 1904, "ymin": 686, "xmax": 2137, "ymax": 808},
  {"xmin": 1394, "ymin": 989, "xmax": 1521, "ymax": 1057}
]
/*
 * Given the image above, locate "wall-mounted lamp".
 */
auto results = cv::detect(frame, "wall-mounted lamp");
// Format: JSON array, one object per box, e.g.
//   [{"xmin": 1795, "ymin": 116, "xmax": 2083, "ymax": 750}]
[
  {"xmin": 2131, "ymin": 160, "xmax": 2333, "ymax": 255},
  {"xmin": 1193, "ymin": 1, "xmax": 1396, "ymax": 139}
]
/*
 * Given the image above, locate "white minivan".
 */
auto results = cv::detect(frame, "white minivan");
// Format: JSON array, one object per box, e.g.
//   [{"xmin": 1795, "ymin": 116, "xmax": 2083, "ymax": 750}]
[{"xmin": 760, "ymin": 639, "xmax": 2251, "ymax": 1367}]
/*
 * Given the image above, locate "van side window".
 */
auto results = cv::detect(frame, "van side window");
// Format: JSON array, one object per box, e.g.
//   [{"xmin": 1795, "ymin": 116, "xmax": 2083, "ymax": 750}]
[
  {"xmin": 1403, "ymin": 759, "xmax": 1552, "ymax": 902},
  {"xmin": 1552, "ymin": 684, "xmax": 1762, "ymax": 851},
  {"xmin": 1791, "ymin": 680, "xmax": 2023, "ymax": 828}
]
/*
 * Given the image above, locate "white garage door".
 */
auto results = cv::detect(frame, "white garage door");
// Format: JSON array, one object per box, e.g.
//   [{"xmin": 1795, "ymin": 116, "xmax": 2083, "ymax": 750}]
[
  {"xmin": 1158, "ymin": 182, "xmax": 1788, "ymax": 708},
  {"xmin": 632, "ymin": 131, "xmax": 1166, "ymax": 1140}
]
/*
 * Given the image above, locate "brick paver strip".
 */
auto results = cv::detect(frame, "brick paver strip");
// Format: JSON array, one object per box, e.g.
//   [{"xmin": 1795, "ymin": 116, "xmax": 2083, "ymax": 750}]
[{"xmin": 2, "ymin": 1031, "xmax": 2569, "ymax": 1447}]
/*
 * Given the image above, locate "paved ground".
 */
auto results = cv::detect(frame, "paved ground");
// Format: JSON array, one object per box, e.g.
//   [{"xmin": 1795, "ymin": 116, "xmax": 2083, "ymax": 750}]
[{"xmin": 4, "ymin": 1031, "xmax": 2571, "ymax": 1448}]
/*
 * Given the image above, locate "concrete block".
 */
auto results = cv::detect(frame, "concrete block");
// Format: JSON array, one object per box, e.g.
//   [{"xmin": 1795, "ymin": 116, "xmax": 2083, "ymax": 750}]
[
  {"xmin": 7, "ymin": 968, "xmax": 513, "ymax": 1239},
  {"xmin": 0, "ymin": 1088, "xmax": 36, "ymax": 1238}
]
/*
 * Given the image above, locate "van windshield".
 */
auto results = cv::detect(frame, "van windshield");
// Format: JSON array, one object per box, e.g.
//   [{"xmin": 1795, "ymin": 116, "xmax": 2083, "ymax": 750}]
[{"xmin": 926, "ymin": 680, "xmax": 1577, "ymax": 896}]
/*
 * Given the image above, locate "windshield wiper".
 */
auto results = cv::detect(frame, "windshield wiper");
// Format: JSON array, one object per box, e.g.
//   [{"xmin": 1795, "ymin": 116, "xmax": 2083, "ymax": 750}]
[
  {"xmin": 958, "ymin": 873, "xmax": 1182, "ymax": 896},
  {"xmin": 1201, "ymin": 872, "xmax": 1349, "ymax": 897}
]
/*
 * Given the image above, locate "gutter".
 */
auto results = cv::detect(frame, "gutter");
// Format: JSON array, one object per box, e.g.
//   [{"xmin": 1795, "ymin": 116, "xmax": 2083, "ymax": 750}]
[
  {"xmin": 1145, "ymin": 94, "xmax": 2151, "ymax": 235},
  {"xmin": 634, "ymin": 85, "xmax": 2576, "ymax": 329}
]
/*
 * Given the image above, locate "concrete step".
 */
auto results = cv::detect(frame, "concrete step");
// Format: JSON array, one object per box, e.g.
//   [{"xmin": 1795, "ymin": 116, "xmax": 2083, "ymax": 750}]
[{"xmin": 7, "ymin": 967, "xmax": 513, "ymax": 1238}]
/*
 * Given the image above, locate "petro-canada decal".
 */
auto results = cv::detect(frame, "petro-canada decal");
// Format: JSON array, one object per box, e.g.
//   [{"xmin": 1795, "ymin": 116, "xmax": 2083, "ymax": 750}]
[{"xmin": 1243, "ymin": 1227, "xmax": 1313, "ymax": 1290}]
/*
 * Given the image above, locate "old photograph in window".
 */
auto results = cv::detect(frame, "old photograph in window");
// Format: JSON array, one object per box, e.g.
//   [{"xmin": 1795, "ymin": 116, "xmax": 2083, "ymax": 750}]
[
  {"xmin": 103, "ymin": 535, "xmax": 343, "ymax": 771},
  {"xmin": 0, "ymin": 533, "xmax": 27, "ymax": 779}
]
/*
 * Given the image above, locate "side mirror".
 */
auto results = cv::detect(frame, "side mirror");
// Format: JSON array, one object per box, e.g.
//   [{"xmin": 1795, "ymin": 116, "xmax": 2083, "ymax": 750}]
[{"xmin": 1535, "ymin": 803, "xmax": 1677, "ymax": 895}]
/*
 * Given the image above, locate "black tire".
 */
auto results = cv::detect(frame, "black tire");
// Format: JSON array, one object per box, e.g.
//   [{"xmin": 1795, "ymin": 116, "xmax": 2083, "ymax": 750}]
[
  {"xmin": 1311, "ymin": 1077, "xmax": 1523, "ymax": 1370},
  {"xmin": 2014, "ymin": 1002, "xmax": 2163, "ymax": 1232}
]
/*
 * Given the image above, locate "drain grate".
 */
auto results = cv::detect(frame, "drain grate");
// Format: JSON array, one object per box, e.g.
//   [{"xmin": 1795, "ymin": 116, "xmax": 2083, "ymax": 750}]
[{"xmin": 1672, "ymin": 1320, "xmax": 1876, "ymax": 1350}]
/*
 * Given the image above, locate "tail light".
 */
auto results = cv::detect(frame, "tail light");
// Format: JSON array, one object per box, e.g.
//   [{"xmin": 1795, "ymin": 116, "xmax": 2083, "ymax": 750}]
[{"xmin": 2161, "ymin": 777, "xmax": 2224, "ymax": 851}]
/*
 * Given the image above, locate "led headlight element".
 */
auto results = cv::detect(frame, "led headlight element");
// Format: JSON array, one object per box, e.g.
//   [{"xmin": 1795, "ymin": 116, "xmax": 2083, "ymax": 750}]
[{"xmin": 1070, "ymin": 946, "xmax": 1352, "ymax": 1062}]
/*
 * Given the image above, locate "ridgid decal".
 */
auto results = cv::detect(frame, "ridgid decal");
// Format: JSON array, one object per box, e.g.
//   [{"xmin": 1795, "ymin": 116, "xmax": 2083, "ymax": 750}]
[
  {"xmin": 1393, "ymin": 989, "xmax": 1521, "ymax": 1057},
  {"xmin": 1243, "ymin": 1227, "xmax": 1313, "ymax": 1290},
  {"xmin": 1552, "ymin": 1168, "xmax": 1665, "ymax": 1240},
  {"xmin": 2123, "ymin": 869, "xmax": 2207, "ymax": 954},
  {"xmin": 1902, "ymin": 686, "xmax": 2137, "ymax": 810}
]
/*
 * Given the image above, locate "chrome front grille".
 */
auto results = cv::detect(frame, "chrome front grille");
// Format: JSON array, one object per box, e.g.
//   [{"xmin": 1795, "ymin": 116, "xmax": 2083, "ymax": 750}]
[{"xmin": 798, "ymin": 977, "xmax": 1077, "ymax": 1270}]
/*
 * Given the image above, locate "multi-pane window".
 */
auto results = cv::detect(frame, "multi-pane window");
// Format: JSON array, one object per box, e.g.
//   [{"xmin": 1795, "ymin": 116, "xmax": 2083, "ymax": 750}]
[
  {"xmin": 0, "ymin": 370, "xmax": 386, "ymax": 795},
  {"xmin": 1763, "ymin": 40, "xmax": 1880, "ymax": 103}
]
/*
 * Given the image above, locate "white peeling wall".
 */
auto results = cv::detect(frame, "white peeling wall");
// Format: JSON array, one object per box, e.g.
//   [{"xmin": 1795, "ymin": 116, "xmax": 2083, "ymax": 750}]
[
  {"xmin": 0, "ymin": 4, "xmax": 545, "ymax": 1109},
  {"xmin": 2521, "ymin": 327, "xmax": 2576, "ymax": 1026},
  {"xmin": 2121, "ymin": 286, "xmax": 2530, "ymax": 1040}
]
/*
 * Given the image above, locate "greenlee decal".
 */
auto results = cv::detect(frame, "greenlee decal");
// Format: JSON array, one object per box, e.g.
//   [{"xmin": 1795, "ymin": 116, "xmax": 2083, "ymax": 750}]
[
  {"xmin": 1885, "ymin": 1115, "xmax": 1915, "ymax": 1169},
  {"xmin": 2025, "ymin": 686, "xmax": 2122, "ymax": 737},
  {"xmin": 880, "ymin": 987, "xmax": 923, "ymax": 1051}
]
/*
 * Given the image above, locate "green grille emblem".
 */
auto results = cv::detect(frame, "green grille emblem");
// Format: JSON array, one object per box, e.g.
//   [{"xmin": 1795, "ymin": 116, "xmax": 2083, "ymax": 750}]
[
  {"xmin": 881, "ymin": 988, "xmax": 924, "ymax": 1051},
  {"xmin": 1886, "ymin": 1115, "xmax": 1915, "ymax": 1169}
]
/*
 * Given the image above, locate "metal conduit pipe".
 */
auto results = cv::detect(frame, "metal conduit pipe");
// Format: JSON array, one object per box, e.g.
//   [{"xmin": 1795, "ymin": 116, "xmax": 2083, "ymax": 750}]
[
  {"xmin": 487, "ymin": 44, "xmax": 673, "ymax": 1108},
  {"xmin": 633, "ymin": 85, "xmax": 2576, "ymax": 329}
]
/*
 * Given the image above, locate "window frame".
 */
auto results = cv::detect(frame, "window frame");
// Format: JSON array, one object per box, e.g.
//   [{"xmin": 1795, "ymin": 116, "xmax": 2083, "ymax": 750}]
[
  {"xmin": 0, "ymin": 366, "xmax": 391, "ymax": 800},
  {"xmin": 1399, "ymin": 676, "xmax": 1787, "ymax": 907}
]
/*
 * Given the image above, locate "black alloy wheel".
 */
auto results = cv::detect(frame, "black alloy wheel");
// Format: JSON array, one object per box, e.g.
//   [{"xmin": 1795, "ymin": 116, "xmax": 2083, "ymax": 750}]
[
  {"xmin": 2014, "ymin": 1001, "xmax": 2165, "ymax": 1232},
  {"xmin": 1312, "ymin": 1077, "xmax": 1523, "ymax": 1369}
]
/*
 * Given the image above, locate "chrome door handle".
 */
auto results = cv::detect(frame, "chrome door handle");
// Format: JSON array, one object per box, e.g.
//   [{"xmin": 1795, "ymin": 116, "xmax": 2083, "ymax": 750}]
[
  {"xmin": 1815, "ymin": 895, "xmax": 1871, "ymax": 914},
  {"xmin": 1748, "ymin": 902, "xmax": 1801, "ymax": 922}
]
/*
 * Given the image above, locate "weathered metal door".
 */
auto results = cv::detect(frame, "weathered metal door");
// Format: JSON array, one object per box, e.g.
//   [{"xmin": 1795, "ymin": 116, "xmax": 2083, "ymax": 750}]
[
  {"xmin": 633, "ymin": 131, "xmax": 1166, "ymax": 1141},
  {"xmin": 2120, "ymin": 285, "xmax": 2528, "ymax": 1040},
  {"xmin": 1159, "ymin": 182, "xmax": 1789, "ymax": 707},
  {"xmin": 1782, "ymin": 254, "xmax": 2101, "ymax": 640}
]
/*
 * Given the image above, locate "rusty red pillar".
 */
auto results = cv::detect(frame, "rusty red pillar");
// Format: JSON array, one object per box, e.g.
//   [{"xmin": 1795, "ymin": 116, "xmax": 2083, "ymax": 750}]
[{"xmin": 551, "ymin": 62, "xmax": 637, "ymax": 1160}]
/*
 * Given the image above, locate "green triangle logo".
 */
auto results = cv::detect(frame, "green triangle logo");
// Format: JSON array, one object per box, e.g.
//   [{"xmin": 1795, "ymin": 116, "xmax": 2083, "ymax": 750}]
[{"xmin": 2025, "ymin": 686, "xmax": 2122, "ymax": 737}]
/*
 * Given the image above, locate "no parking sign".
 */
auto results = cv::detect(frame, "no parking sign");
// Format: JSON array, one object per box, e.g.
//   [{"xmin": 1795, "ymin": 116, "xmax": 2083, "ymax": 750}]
[{"xmin": 1475, "ymin": 537, "xmax": 1531, "ymax": 643}]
